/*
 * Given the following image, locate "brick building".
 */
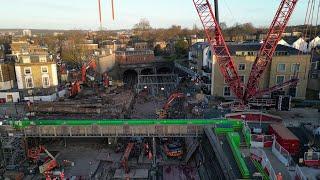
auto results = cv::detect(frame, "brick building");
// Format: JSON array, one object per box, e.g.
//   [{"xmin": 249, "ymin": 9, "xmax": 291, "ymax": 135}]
[{"xmin": 116, "ymin": 49, "xmax": 155, "ymax": 65}]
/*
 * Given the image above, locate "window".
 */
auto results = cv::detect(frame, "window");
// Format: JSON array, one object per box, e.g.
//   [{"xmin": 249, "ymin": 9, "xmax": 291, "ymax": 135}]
[
  {"xmin": 39, "ymin": 55, "xmax": 47, "ymax": 63},
  {"xmin": 22, "ymin": 56, "xmax": 31, "ymax": 63},
  {"xmin": 25, "ymin": 77, "xmax": 33, "ymax": 88},
  {"xmin": 41, "ymin": 66, "xmax": 48, "ymax": 73},
  {"xmin": 288, "ymin": 87, "xmax": 297, "ymax": 97},
  {"xmin": 311, "ymin": 73, "xmax": 318, "ymax": 79},
  {"xmin": 223, "ymin": 86, "xmax": 231, "ymax": 97},
  {"xmin": 291, "ymin": 64, "xmax": 300, "ymax": 72},
  {"xmin": 42, "ymin": 76, "xmax": 50, "ymax": 88},
  {"xmin": 277, "ymin": 64, "xmax": 286, "ymax": 72},
  {"xmin": 239, "ymin": 75, "xmax": 245, "ymax": 83},
  {"xmin": 248, "ymin": 51, "xmax": 255, "ymax": 56},
  {"xmin": 275, "ymin": 51, "xmax": 288, "ymax": 56},
  {"xmin": 238, "ymin": 64, "xmax": 246, "ymax": 71},
  {"xmin": 276, "ymin": 75, "xmax": 285, "ymax": 84},
  {"xmin": 24, "ymin": 67, "xmax": 32, "ymax": 75},
  {"xmin": 236, "ymin": 51, "xmax": 242, "ymax": 56}
]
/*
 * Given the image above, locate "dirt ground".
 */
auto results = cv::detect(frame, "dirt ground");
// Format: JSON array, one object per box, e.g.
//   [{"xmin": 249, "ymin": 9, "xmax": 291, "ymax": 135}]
[{"xmin": 130, "ymin": 95, "xmax": 166, "ymax": 119}]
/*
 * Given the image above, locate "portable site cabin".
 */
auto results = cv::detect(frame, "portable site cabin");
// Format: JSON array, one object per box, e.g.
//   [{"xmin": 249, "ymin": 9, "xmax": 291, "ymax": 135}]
[{"xmin": 269, "ymin": 124, "xmax": 300, "ymax": 155}]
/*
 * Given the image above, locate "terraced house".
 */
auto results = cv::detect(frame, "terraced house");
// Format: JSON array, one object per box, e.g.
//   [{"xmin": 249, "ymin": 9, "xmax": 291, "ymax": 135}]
[{"xmin": 14, "ymin": 53, "xmax": 59, "ymax": 102}]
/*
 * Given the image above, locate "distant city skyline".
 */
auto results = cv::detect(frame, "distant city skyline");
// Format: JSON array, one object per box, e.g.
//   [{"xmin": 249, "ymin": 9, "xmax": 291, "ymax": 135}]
[{"xmin": 0, "ymin": 0, "xmax": 310, "ymax": 30}]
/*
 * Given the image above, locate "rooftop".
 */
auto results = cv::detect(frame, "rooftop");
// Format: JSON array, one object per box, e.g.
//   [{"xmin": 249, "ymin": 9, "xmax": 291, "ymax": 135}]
[
  {"xmin": 191, "ymin": 42, "xmax": 305, "ymax": 55},
  {"xmin": 228, "ymin": 43, "xmax": 304, "ymax": 55},
  {"xmin": 270, "ymin": 123, "xmax": 299, "ymax": 140}
]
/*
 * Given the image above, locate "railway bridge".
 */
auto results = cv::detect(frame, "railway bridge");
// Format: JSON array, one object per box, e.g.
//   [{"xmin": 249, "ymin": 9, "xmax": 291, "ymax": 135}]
[{"xmin": 1, "ymin": 119, "xmax": 243, "ymax": 138}]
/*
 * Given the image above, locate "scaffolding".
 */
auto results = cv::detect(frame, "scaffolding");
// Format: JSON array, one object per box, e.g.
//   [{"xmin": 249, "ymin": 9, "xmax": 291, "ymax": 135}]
[
  {"xmin": 0, "ymin": 133, "xmax": 25, "ymax": 170},
  {"xmin": 137, "ymin": 74, "xmax": 179, "ymax": 96}
]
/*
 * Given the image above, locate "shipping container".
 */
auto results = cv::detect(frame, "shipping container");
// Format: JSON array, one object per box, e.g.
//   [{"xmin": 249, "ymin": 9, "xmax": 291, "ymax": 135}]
[{"xmin": 269, "ymin": 124, "xmax": 300, "ymax": 155}]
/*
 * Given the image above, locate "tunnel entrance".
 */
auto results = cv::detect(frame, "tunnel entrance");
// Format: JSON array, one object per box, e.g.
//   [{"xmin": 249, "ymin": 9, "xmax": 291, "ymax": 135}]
[{"xmin": 123, "ymin": 69, "xmax": 138, "ymax": 87}]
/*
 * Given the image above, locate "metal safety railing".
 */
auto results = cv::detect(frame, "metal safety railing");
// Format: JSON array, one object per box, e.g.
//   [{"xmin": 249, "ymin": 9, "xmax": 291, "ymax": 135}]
[
  {"xmin": 272, "ymin": 140, "xmax": 292, "ymax": 166},
  {"xmin": 272, "ymin": 139, "xmax": 307, "ymax": 179},
  {"xmin": 294, "ymin": 165, "xmax": 307, "ymax": 180},
  {"xmin": 250, "ymin": 148, "xmax": 277, "ymax": 180},
  {"xmin": 242, "ymin": 124, "xmax": 251, "ymax": 147}
]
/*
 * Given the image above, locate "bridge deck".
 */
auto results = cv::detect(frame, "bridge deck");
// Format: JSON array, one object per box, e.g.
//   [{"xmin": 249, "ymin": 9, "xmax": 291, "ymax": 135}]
[{"xmin": 2, "ymin": 119, "xmax": 243, "ymax": 137}]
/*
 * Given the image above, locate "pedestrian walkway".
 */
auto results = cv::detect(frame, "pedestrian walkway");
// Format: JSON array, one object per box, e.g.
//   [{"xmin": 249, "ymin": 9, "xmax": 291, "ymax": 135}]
[{"xmin": 264, "ymin": 148, "xmax": 292, "ymax": 180}]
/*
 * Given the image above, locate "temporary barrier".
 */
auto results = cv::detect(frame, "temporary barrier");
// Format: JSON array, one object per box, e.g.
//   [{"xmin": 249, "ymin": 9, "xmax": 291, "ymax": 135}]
[{"xmin": 251, "ymin": 134, "xmax": 274, "ymax": 148}]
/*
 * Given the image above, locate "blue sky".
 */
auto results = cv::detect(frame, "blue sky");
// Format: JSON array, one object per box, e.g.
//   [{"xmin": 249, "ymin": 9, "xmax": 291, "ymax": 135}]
[{"xmin": 0, "ymin": 0, "xmax": 309, "ymax": 30}]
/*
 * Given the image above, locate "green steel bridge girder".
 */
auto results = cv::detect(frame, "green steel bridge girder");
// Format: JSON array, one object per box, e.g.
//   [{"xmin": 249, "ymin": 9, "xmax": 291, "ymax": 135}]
[{"xmin": 7, "ymin": 119, "xmax": 244, "ymax": 129}]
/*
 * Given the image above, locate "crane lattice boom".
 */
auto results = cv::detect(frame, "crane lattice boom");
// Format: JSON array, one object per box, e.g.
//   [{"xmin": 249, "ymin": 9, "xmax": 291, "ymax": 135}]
[
  {"xmin": 193, "ymin": 0, "xmax": 298, "ymax": 104},
  {"xmin": 193, "ymin": 0, "xmax": 244, "ymax": 101},
  {"xmin": 244, "ymin": 0, "xmax": 299, "ymax": 102}
]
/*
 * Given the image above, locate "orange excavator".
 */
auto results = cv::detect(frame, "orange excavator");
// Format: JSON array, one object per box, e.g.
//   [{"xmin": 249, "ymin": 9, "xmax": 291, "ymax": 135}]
[
  {"xmin": 158, "ymin": 92, "xmax": 185, "ymax": 119},
  {"xmin": 163, "ymin": 93, "xmax": 185, "ymax": 110},
  {"xmin": 121, "ymin": 143, "xmax": 134, "ymax": 174},
  {"xmin": 81, "ymin": 59, "xmax": 97, "ymax": 83},
  {"xmin": 69, "ymin": 59, "xmax": 97, "ymax": 98},
  {"xmin": 69, "ymin": 80, "xmax": 81, "ymax": 98},
  {"xmin": 27, "ymin": 146, "xmax": 58, "ymax": 178}
]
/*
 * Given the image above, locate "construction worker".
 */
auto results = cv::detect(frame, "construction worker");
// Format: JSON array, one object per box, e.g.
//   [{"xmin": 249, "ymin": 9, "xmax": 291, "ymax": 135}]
[{"xmin": 276, "ymin": 172, "xmax": 283, "ymax": 180}]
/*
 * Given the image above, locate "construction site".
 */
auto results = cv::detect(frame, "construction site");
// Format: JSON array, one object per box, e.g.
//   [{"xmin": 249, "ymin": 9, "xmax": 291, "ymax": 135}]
[{"xmin": 1, "ymin": 0, "xmax": 320, "ymax": 180}]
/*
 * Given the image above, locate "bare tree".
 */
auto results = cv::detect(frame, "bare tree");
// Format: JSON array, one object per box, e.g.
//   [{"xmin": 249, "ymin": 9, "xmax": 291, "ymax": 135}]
[{"xmin": 133, "ymin": 18, "xmax": 152, "ymax": 31}]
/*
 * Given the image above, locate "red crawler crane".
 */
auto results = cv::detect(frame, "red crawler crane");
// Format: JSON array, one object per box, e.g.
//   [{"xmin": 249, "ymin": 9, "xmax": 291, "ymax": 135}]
[
  {"xmin": 106, "ymin": 0, "xmax": 299, "ymax": 106},
  {"xmin": 193, "ymin": 0, "xmax": 244, "ymax": 102},
  {"xmin": 193, "ymin": 0, "xmax": 299, "ymax": 105},
  {"xmin": 244, "ymin": 0, "xmax": 299, "ymax": 102}
]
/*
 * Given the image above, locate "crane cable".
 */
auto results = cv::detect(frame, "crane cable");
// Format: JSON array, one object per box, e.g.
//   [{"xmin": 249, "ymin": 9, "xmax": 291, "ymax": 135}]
[
  {"xmin": 297, "ymin": 0, "xmax": 317, "ymax": 81},
  {"xmin": 305, "ymin": 0, "xmax": 320, "ymax": 79},
  {"xmin": 310, "ymin": 0, "xmax": 320, "ymax": 79}
]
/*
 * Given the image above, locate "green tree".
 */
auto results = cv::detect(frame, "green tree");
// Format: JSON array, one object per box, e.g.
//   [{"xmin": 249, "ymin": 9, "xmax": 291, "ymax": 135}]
[
  {"xmin": 154, "ymin": 44, "xmax": 163, "ymax": 56},
  {"xmin": 175, "ymin": 40, "xmax": 189, "ymax": 58}
]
